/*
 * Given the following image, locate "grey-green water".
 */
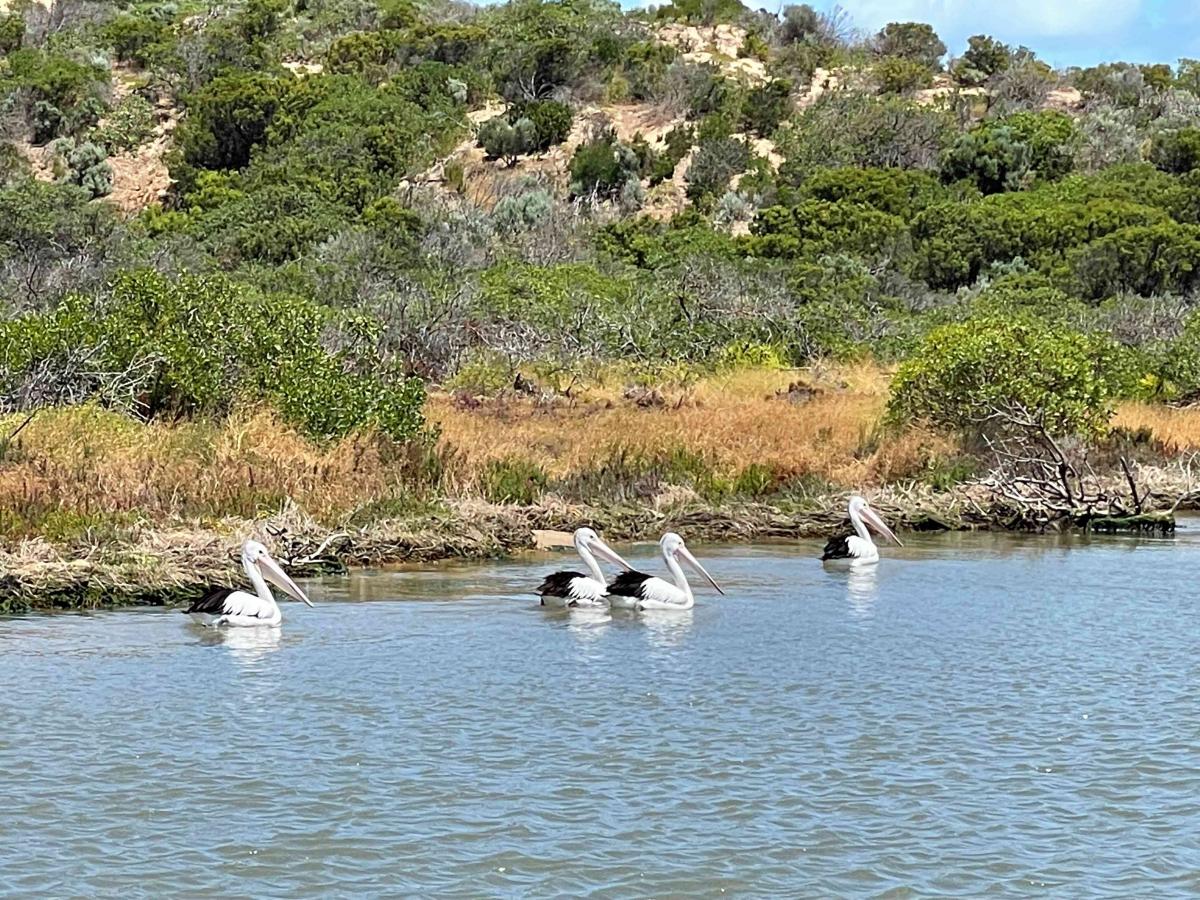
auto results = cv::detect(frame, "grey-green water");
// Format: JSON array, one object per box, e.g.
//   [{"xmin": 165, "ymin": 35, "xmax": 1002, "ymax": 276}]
[{"xmin": 2, "ymin": 528, "xmax": 1199, "ymax": 896}]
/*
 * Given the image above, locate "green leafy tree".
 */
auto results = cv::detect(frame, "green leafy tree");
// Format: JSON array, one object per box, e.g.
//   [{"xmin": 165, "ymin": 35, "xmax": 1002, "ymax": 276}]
[
  {"xmin": 889, "ymin": 315, "xmax": 1121, "ymax": 436},
  {"xmin": 952, "ymin": 34, "xmax": 1010, "ymax": 85},
  {"xmin": 874, "ymin": 22, "xmax": 946, "ymax": 70}
]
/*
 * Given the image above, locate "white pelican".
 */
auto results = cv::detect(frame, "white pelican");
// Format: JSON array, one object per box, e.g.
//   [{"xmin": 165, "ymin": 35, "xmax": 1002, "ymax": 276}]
[
  {"xmin": 537, "ymin": 527, "xmax": 632, "ymax": 608},
  {"xmin": 186, "ymin": 540, "xmax": 313, "ymax": 626},
  {"xmin": 607, "ymin": 532, "xmax": 724, "ymax": 611},
  {"xmin": 821, "ymin": 495, "xmax": 902, "ymax": 565}
]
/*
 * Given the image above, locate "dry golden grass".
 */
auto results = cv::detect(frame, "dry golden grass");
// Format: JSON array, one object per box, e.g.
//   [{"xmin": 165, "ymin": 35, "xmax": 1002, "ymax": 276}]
[
  {"xmin": 0, "ymin": 364, "xmax": 957, "ymax": 539},
  {"xmin": 0, "ymin": 405, "xmax": 403, "ymax": 529},
  {"xmin": 1114, "ymin": 402, "xmax": 1200, "ymax": 453},
  {"xmin": 432, "ymin": 363, "xmax": 955, "ymax": 491}
]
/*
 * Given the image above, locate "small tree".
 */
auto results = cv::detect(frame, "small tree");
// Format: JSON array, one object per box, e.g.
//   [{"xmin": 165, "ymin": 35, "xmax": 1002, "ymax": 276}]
[
  {"xmin": 874, "ymin": 22, "xmax": 946, "ymax": 70},
  {"xmin": 952, "ymin": 34, "xmax": 1011, "ymax": 85},
  {"xmin": 889, "ymin": 316, "xmax": 1120, "ymax": 437}
]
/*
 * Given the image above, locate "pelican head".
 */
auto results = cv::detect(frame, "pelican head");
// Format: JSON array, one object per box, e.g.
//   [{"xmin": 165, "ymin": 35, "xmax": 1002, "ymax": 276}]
[
  {"xmin": 242, "ymin": 540, "xmax": 314, "ymax": 607},
  {"xmin": 573, "ymin": 527, "xmax": 632, "ymax": 570},
  {"xmin": 661, "ymin": 532, "xmax": 725, "ymax": 594},
  {"xmin": 848, "ymin": 496, "xmax": 903, "ymax": 546}
]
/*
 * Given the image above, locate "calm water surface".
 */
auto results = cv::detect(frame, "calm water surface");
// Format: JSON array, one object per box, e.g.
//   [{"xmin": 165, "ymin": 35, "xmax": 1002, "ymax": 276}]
[{"xmin": 2, "ymin": 528, "xmax": 1199, "ymax": 896}]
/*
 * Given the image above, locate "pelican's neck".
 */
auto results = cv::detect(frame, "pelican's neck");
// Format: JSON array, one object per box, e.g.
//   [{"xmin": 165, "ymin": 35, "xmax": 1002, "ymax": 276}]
[
  {"xmin": 244, "ymin": 557, "xmax": 276, "ymax": 605},
  {"xmin": 576, "ymin": 540, "xmax": 604, "ymax": 584},
  {"xmin": 850, "ymin": 505, "xmax": 874, "ymax": 546},
  {"xmin": 663, "ymin": 548, "xmax": 693, "ymax": 605}
]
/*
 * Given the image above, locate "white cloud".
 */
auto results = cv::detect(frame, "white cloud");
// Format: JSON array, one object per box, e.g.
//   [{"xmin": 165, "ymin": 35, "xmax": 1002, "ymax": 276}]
[{"xmin": 831, "ymin": 0, "xmax": 1143, "ymax": 42}]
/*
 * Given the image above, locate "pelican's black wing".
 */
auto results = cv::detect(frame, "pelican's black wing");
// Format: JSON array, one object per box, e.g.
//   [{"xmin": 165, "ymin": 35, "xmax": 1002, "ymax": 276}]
[
  {"xmin": 537, "ymin": 570, "xmax": 587, "ymax": 603},
  {"xmin": 820, "ymin": 535, "xmax": 852, "ymax": 561},
  {"xmin": 607, "ymin": 570, "xmax": 653, "ymax": 598},
  {"xmin": 187, "ymin": 586, "xmax": 235, "ymax": 614}
]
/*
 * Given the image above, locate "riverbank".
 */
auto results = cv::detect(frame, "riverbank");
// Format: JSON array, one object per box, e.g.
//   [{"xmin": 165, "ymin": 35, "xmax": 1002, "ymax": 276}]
[
  {"xmin": 1, "ymin": 365, "xmax": 1198, "ymax": 612},
  {"xmin": 3, "ymin": 479, "xmax": 1191, "ymax": 614}
]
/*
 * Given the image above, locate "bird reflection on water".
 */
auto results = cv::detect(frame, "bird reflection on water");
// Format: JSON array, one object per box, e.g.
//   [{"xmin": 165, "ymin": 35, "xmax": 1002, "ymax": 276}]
[
  {"xmin": 845, "ymin": 565, "xmax": 879, "ymax": 620},
  {"xmin": 191, "ymin": 620, "xmax": 284, "ymax": 665}
]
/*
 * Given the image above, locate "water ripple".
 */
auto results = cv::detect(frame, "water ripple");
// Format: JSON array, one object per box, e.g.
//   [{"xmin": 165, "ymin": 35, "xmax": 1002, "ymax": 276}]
[{"xmin": 2, "ymin": 530, "xmax": 1200, "ymax": 894}]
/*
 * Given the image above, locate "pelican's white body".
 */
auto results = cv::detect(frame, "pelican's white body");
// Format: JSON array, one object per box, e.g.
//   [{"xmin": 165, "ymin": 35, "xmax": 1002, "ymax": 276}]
[
  {"xmin": 607, "ymin": 533, "xmax": 724, "ymax": 611},
  {"xmin": 204, "ymin": 589, "xmax": 284, "ymax": 627},
  {"xmin": 821, "ymin": 496, "xmax": 901, "ymax": 567},
  {"xmin": 188, "ymin": 541, "xmax": 313, "ymax": 627},
  {"xmin": 834, "ymin": 534, "xmax": 880, "ymax": 566},
  {"xmin": 538, "ymin": 528, "xmax": 630, "ymax": 608}
]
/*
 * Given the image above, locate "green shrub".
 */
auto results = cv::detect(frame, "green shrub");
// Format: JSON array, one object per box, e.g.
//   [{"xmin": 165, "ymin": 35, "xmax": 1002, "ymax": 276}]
[
  {"xmin": 481, "ymin": 457, "xmax": 548, "ymax": 504},
  {"xmin": 569, "ymin": 130, "xmax": 642, "ymax": 201},
  {"xmin": 624, "ymin": 40, "xmax": 677, "ymax": 100},
  {"xmin": 739, "ymin": 32, "xmax": 769, "ymax": 62},
  {"xmin": 747, "ymin": 200, "xmax": 907, "ymax": 259},
  {"xmin": 890, "ymin": 315, "xmax": 1122, "ymax": 436},
  {"xmin": 685, "ymin": 135, "xmax": 750, "ymax": 207},
  {"xmin": 0, "ymin": 271, "xmax": 427, "ymax": 441},
  {"xmin": 775, "ymin": 93, "xmax": 954, "ymax": 184},
  {"xmin": 6, "ymin": 49, "xmax": 109, "ymax": 142},
  {"xmin": 653, "ymin": 0, "xmax": 744, "ymax": 25},
  {"xmin": 0, "ymin": 11, "xmax": 23, "ymax": 53},
  {"xmin": 911, "ymin": 194, "xmax": 1166, "ymax": 289},
  {"xmin": 874, "ymin": 22, "xmax": 945, "ymax": 69},
  {"xmin": 102, "ymin": 15, "xmax": 169, "ymax": 65},
  {"xmin": 520, "ymin": 100, "xmax": 573, "ymax": 150},
  {"xmin": 952, "ymin": 34, "xmax": 1010, "ymax": 85},
  {"xmin": 875, "ymin": 57, "xmax": 934, "ymax": 94},
  {"xmin": 176, "ymin": 72, "xmax": 288, "ymax": 172},
  {"xmin": 90, "ymin": 95, "xmax": 156, "ymax": 154},
  {"xmin": 941, "ymin": 110, "xmax": 1077, "ymax": 193},
  {"xmin": 1071, "ymin": 222, "xmax": 1200, "ymax": 299},
  {"xmin": 1149, "ymin": 128, "xmax": 1200, "ymax": 174},
  {"xmin": 56, "ymin": 140, "xmax": 112, "ymax": 199},
  {"xmin": 795, "ymin": 166, "xmax": 946, "ymax": 218},
  {"xmin": 740, "ymin": 79, "xmax": 792, "ymax": 138},
  {"xmin": 478, "ymin": 115, "xmax": 537, "ymax": 165}
]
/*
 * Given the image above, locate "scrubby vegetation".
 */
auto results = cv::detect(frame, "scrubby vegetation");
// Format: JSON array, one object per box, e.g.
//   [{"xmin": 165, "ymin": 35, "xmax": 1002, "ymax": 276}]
[{"xmin": 2, "ymin": 0, "xmax": 1200, "ymax": 603}]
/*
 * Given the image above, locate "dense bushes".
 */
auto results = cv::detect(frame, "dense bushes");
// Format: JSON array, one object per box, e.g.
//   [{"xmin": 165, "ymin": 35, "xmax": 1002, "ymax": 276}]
[
  {"xmin": 2, "ymin": 0, "xmax": 1200, "ymax": 460},
  {"xmin": 941, "ymin": 111, "xmax": 1077, "ymax": 193},
  {"xmin": 0, "ymin": 272, "xmax": 426, "ymax": 441}
]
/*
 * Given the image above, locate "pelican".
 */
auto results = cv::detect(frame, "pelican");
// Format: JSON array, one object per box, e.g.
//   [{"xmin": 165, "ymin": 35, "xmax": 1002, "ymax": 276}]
[
  {"xmin": 186, "ymin": 540, "xmax": 313, "ymax": 626},
  {"xmin": 821, "ymin": 495, "xmax": 902, "ymax": 565},
  {"xmin": 607, "ymin": 532, "xmax": 724, "ymax": 611},
  {"xmin": 537, "ymin": 527, "xmax": 632, "ymax": 608}
]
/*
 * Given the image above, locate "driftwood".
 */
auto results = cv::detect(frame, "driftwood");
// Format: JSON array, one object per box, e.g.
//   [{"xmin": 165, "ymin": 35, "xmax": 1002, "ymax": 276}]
[{"xmin": 972, "ymin": 404, "xmax": 1174, "ymax": 534}]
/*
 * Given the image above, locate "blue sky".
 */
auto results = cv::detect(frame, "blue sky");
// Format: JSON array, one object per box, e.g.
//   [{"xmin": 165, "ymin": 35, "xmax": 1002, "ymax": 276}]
[{"xmin": 811, "ymin": 0, "xmax": 1200, "ymax": 68}]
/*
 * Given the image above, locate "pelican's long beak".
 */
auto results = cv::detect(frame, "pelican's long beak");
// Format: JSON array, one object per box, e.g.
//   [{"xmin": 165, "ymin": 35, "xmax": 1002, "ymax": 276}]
[
  {"xmin": 591, "ymin": 537, "xmax": 633, "ymax": 571},
  {"xmin": 862, "ymin": 505, "xmax": 903, "ymax": 547},
  {"xmin": 678, "ymin": 546, "xmax": 725, "ymax": 595},
  {"xmin": 257, "ymin": 553, "xmax": 314, "ymax": 607}
]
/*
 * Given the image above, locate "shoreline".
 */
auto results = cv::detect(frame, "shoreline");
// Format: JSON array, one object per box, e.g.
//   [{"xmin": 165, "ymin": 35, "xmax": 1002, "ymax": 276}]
[{"xmin": 1, "ymin": 489, "xmax": 1183, "ymax": 614}]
